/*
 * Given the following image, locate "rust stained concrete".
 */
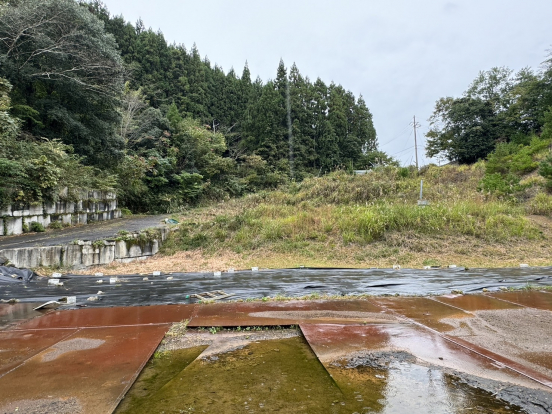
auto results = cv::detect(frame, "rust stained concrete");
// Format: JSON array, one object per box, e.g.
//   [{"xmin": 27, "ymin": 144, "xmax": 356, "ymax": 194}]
[
  {"xmin": 0, "ymin": 324, "xmax": 169, "ymax": 414},
  {"xmin": 489, "ymin": 290, "xmax": 552, "ymax": 311},
  {"xmin": 14, "ymin": 304, "xmax": 196, "ymax": 330},
  {"xmin": 433, "ymin": 294, "xmax": 523, "ymax": 312},
  {"xmin": 0, "ymin": 329, "xmax": 78, "ymax": 378},
  {"xmin": 369, "ymin": 296, "xmax": 471, "ymax": 331},
  {"xmin": 187, "ymin": 299, "xmax": 394, "ymax": 327},
  {"xmin": 301, "ymin": 323, "xmax": 551, "ymax": 391}
]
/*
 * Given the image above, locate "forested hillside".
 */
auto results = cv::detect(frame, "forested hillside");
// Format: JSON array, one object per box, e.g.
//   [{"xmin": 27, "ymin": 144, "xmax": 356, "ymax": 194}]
[
  {"xmin": 0, "ymin": 0, "xmax": 384, "ymax": 213},
  {"xmin": 426, "ymin": 65, "xmax": 552, "ymax": 164}
]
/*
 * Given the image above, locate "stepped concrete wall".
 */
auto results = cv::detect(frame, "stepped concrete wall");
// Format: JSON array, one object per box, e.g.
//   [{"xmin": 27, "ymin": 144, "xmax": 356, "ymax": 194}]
[
  {"xmin": 0, "ymin": 227, "xmax": 170, "ymax": 269},
  {"xmin": 1, "ymin": 191, "xmax": 120, "ymax": 236}
]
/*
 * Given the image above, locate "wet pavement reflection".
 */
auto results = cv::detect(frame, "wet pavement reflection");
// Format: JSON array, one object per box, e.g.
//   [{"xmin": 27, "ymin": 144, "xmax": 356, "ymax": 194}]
[
  {"xmin": 490, "ymin": 290, "xmax": 552, "ymax": 311},
  {"xmin": 433, "ymin": 294, "xmax": 523, "ymax": 311},
  {"xmin": 14, "ymin": 303, "xmax": 196, "ymax": 330},
  {"xmin": 0, "ymin": 302, "xmax": 50, "ymax": 330},
  {"xmin": 188, "ymin": 299, "xmax": 394, "ymax": 327},
  {"xmin": 370, "ymin": 296, "xmax": 471, "ymax": 331}
]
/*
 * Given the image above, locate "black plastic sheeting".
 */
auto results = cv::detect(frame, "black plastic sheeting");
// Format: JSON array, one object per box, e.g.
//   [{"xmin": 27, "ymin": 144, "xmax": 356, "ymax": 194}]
[
  {"xmin": 1, "ymin": 267, "xmax": 551, "ymax": 308},
  {"xmin": 0, "ymin": 266, "xmax": 36, "ymax": 284}
]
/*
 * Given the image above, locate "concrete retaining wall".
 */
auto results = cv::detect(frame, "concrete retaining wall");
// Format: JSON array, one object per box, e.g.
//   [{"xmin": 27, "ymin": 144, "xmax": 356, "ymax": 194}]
[
  {"xmin": 0, "ymin": 227, "xmax": 170, "ymax": 269},
  {"xmin": 1, "ymin": 191, "xmax": 120, "ymax": 236}
]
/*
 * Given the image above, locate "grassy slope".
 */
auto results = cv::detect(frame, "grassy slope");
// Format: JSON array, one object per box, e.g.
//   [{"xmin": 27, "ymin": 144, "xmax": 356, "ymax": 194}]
[{"xmin": 90, "ymin": 159, "xmax": 552, "ymax": 275}]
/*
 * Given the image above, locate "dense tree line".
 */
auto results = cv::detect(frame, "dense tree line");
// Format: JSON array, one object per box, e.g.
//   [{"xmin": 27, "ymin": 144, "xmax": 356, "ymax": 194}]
[
  {"xmin": 0, "ymin": 0, "xmax": 383, "ymax": 212},
  {"xmin": 426, "ymin": 64, "xmax": 552, "ymax": 164}
]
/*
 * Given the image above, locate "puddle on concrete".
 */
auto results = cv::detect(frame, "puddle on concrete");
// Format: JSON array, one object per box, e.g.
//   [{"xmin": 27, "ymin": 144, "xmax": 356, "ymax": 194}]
[
  {"xmin": 329, "ymin": 354, "xmax": 525, "ymax": 414},
  {"xmin": 0, "ymin": 302, "xmax": 45, "ymax": 329},
  {"xmin": 490, "ymin": 290, "xmax": 552, "ymax": 311},
  {"xmin": 115, "ymin": 331, "xmax": 529, "ymax": 413}
]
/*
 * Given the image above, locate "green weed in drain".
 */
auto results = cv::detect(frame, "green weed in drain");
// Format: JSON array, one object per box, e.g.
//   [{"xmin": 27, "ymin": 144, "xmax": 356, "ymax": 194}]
[{"xmin": 209, "ymin": 327, "xmax": 220, "ymax": 335}]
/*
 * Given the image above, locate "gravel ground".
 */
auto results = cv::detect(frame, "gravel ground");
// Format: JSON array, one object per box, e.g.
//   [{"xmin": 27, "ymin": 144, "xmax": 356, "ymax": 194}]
[
  {"xmin": 0, "ymin": 398, "xmax": 82, "ymax": 414},
  {"xmin": 158, "ymin": 328, "xmax": 300, "ymax": 355},
  {"xmin": 450, "ymin": 369, "xmax": 552, "ymax": 414},
  {"xmin": 337, "ymin": 350, "xmax": 417, "ymax": 369},
  {"xmin": 41, "ymin": 338, "xmax": 105, "ymax": 362},
  {"xmin": 248, "ymin": 310, "xmax": 399, "ymax": 323}
]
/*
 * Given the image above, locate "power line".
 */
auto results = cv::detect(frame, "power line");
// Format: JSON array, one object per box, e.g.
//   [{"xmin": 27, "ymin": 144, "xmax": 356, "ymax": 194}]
[
  {"xmin": 390, "ymin": 145, "xmax": 415, "ymax": 156},
  {"xmin": 379, "ymin": 124, "xmax": 412, "ymax": 148}
]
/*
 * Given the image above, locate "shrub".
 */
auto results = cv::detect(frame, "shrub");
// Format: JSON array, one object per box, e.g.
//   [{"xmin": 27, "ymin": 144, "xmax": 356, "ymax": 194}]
[
  {"xmin": 539, "ymin": 155, "xmax": 552, "ymax": 192},
  {"xmin": 30, "ymin": 221, "xmax": 45, "ymax": 232},
  {"xmin": 478, "ymin": 173, "xmax": 521, "ymax": 198},
  {"xmin": 526, "ymin": 192, "xmax": 552, "ymax": 215},
  {"xmin": 49, "ymin": 221, "xmax": 63, "ymax": 230}
]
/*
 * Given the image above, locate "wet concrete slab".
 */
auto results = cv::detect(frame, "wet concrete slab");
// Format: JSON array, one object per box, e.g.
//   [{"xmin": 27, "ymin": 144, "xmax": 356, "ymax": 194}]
[
  {"xmin": 0, "ymin": 324, "xmax": 169, "ymax": 414},
  {"xmin": 369, "ymin": 296, "xmax": 471, "ymax": 331},
  {"xmin": 300, "ymin": 323, "xmax": 549, "ymax": 391},
  {"xmin": 13, "ymin": 304, "xmax": 196, "ymax": 330},
  {"xmin": 187, "ymin": 299, "xmax": 396, "ymax": 327},
  {"xmin": 0, "ymin": 328, "xmax": 78, "ymax": 378},
  {"xmin": 490, "ymin": 290, "xmax": 552, "ymax": 311},
  {"xmin": 0, "ymin": 302, "xmax": 49, "ymax": 330},
  {"xmin": 433, "ymin": 294, "xmax": 523, "ymax": 312},
  {"xmin": 300, "ymin": 323, "xmax": 551, "ymax": 413},
  {"xmin": 364, "ymin": 297, "xmax": 552, "ymax": 389},
  {"xmin": 442, "ymin": 335, "xmax": 552, "ymax": 389}
]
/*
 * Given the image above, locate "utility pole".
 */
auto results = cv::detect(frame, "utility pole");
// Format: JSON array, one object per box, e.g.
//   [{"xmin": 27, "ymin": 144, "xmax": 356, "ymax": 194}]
[{"xmin": 411, "ymin": 116, "xmax": 421, "ymax": 170}]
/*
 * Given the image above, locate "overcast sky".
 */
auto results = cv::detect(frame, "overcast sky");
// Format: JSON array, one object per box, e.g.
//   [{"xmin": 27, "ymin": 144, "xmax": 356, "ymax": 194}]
[{"xmin": 101, "ymin": 0, "xmax": 552, "ymax": 165}]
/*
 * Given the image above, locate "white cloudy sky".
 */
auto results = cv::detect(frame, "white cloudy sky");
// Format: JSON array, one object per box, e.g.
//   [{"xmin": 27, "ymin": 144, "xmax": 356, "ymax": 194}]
[{"xmin": 101, "ymin": 0, "xmax": 552, "ymax": 165}]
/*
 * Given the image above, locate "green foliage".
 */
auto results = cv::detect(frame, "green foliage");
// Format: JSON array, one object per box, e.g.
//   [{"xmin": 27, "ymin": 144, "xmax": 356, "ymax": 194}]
[
  {"xmin": 541, "ymin": 108, "xmax": 552, "ymax": 141},
  {"xmin": 427, "ymin": 63, "xmax": 552, "ymax": 165},
  {"xmin": 478, "ymin": 173, "xmax": 522, "ymax": 198},
  {"xmin": 486, "ymin": 138, "xmax": 548, "ymax": 176},
  {"xmin": 29, "ymin": 221, "xmax": 45, "ymax": 233},
  {"xmin": 164, "ymin": 165, "xmax": 541, "ymax": 258},
  {"xmin": 479, "ymin": 136, "xmax": 551, "ymax": 198},
  {"xmin": 526, "ymin": 192, "xmax": 552, "ymax": 215},
  {"xmin": 1, "ymin": 2, "xmax": 384, "ymax": 213},
  {"xmin": 539, "ymin": 155, "xmax": 552, "ymax": 191},
  {"xmin": 0, "ymin": 77, "xmax": 117, "ymax": 206},
  {"xmin": 49, "ymin": 221, "xmax": 63, "ymax": 229},
  {"xmin": 426, "ymin": 97, "xmax": 499, "ymax": 164},
  {"xmin": 0, "ymin": 0, "xmax": 125, "ymax": 166}
]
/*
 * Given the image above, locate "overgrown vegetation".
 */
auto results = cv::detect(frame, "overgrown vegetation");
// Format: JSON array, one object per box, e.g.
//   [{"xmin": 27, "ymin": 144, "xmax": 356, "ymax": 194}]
[{"xmin": 162, "ymin": 160, "xmax": 550, "ymax": 267}]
